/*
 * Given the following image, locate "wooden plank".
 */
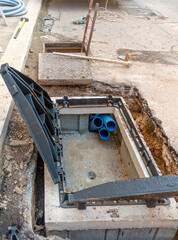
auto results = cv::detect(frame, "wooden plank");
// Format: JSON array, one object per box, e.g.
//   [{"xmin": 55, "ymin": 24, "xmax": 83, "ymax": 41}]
[{"xmin": 53, "ymin": 52, "xmax": 132, "ymax": 66}]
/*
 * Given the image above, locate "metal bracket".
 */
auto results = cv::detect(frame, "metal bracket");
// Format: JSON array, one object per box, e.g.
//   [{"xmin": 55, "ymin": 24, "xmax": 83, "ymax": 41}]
[
  {"xmin": 107, "ymin": 94, "xmax": 114, "ymax": 106},
  {"xmin": 40, "ymin": 17, "xmax": 55, "ymax": 32},
  {"xmin": 62, "ymin": 95, "xmax": 69, "ymax": 107}
]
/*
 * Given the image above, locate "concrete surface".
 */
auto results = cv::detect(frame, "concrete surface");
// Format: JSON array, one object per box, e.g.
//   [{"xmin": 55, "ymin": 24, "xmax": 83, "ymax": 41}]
[
  {"xmin": 0, "ymin": 0, "xmax": 43, "ymax": 153},
  {"xmin": 0, "ymin": 0, "xmax": 28, "ymax": 59},
  {"xmin": 63, "ymin": 132, "xmax": 127, "ymax": 192},
  {"xmin": 44, "ymin": 164, "xmax": 178, "ymax": 232},
  {"xmin": 47, "ymin": 0, "xmax": 178, "ymax": 152}
]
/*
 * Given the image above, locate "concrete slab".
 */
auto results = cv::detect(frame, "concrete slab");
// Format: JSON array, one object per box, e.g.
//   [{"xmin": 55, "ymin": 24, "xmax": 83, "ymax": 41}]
[
  {"xmin": 0, "ymin": 0, "xmax": 28, "ymax": 57},
  {"xmin": 44, "ymin": 165, "xmax": 178, "ymax": 232},
  {"xmin": 0, "ymin": 17, "xmax": 20, "ymax": 57},
  {"xmin": 0, "ymin": 0, "xmax": 43, "ymax": 153},
  {"xmin": 38, "ymin": 53, "xmax": 93, "ymax": 85},
  {"xmin": 0, "ymin": 9, "xmax": 8, "ymax": 26}
]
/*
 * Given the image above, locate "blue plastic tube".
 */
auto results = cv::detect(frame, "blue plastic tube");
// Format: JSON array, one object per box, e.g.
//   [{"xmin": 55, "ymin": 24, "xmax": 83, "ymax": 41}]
[
  {"xmin": 100, "ymin": 115, "xmax": 117, "ymax": 132},
  {"xmin": 99, "ymin": 127, "xmax": 110, "ymax": 140},
  {"xmin": 89, "ymin": 114, "xmax": 97, "ymax": 121},
  {"xmin": 89, "ymin": 116, "xmax": 103, "ymax": 132}
]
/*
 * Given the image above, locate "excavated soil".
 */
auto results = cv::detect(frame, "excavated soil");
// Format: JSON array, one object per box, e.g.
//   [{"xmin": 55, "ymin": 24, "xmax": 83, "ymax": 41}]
[{"xmin": 127, "ymin": 97, "xmax": 178, "ymax": 175}]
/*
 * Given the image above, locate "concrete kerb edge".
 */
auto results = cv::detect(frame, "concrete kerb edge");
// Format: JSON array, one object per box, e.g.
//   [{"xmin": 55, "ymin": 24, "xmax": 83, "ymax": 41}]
[
  {"xmin": 0, "ymin": 0, "xmax": 43, "ymax": 153},
  {"xmin": 0, "ymin": 100, "xmax": 14, "ymax": 153}
]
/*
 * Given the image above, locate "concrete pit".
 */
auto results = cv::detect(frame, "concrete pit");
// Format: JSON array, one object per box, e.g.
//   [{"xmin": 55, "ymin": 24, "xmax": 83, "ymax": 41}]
[{"xmin": 42, "ymin": 99, "xmax": 177, "ymax": 239}]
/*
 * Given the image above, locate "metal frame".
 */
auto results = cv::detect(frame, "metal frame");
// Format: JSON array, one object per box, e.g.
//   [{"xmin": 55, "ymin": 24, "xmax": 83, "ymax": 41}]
[{"xmin": 1, "ymin": 64, "xmax": 178, "ymax": 210}]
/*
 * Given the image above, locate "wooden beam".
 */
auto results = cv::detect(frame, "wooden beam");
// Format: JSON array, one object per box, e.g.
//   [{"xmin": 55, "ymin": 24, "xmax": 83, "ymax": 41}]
[{"xmin": 53, "ymin": 52, "xmax": 132, "ymax": 67}]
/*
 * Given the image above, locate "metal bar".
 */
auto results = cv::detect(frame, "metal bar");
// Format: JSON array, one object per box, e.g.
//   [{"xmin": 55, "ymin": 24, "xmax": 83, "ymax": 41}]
[
  {"xmin": 89, "ymin": 15, "xmax": 93, "ymax": 21},
  {"xmin": 86, "ymin": 3, "xmax": 99, "ymax": 56},
  {"xmin": 69, "ymin": 175, "xmax": 178, "ymax": 204},
  {"xmin": 81, "ymin": 0, "xmax": 94, "ymax": 52}
]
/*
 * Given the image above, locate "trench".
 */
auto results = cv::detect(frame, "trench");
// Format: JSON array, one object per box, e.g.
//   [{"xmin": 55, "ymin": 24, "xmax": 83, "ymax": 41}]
[
  {"xmin": 33, "ymin": 154, "xmax": 44, "ymax": 236},
  {"xmin": 30, "ymin": 82, "xmax": 177, "ymax": 237}
]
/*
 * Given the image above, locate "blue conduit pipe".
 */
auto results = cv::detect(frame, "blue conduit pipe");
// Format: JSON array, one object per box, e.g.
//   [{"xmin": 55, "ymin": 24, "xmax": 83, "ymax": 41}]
[
  {"xmin": 99, "ymin": 127, "xmax": 110, "ymax": 140},
  {"xmin": 89, "ymin": 116, "xmax": 103, "ymax": 132},
  {"xmin": 0, "ymin": 0, "xmax": 27, "ymax": 16},
  {"xmin": 89, "ymin": 114, "xmax": 97, "ymax": 121},
  {"xmin": 89, "ymin": 114, "xmax": 100, "ymax": 121},
  {"xmin": 100, "ymin": 115, "xmax": 117, "ymax": 132}
]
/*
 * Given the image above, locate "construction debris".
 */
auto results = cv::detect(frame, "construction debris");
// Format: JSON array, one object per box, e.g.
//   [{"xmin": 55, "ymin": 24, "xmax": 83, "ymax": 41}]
[
  {"xmin": 118, "ymin": 52, "xmax": 139, "ymax": 61},
  {"xmin": 72, "ymin": 17, "xmax": 86, "ymax": 24},
  {"xmin": 14, "ymin": 186, "xmax": 23, "ymax": 195}
]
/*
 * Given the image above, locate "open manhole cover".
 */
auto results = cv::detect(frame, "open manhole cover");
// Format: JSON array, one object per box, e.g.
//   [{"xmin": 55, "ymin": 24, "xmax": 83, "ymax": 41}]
[{"xmin": 1, "ymin": 64, "xmax": 178, "ymax": 210}]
